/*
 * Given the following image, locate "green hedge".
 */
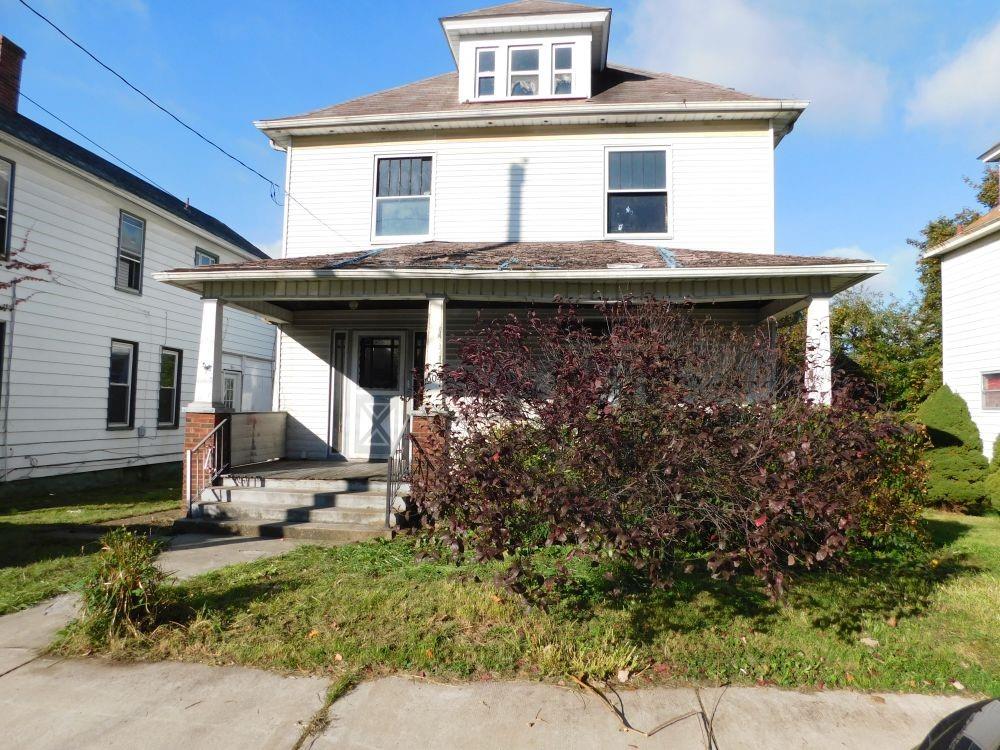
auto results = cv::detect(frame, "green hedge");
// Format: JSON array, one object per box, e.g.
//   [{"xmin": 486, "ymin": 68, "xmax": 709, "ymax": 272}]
[
  {"xmin": 988, "ymin": 436, "xmax": 1000, "ymax": 510},
  {"xmin": 915, "ymin": 385, "xmax": 989, "ymax": 514}
]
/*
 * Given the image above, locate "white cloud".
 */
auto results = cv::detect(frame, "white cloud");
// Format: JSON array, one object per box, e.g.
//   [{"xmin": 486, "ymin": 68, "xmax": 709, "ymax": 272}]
[
  {"xmin": 622, "ymin": 0, "xmax": 890, "ymax": 129},
  {"xmin": 906, "ymin": 18, "xmax": 1000, "ymax": 127},
  {"xmin": 819, "ymin": 246, "xmax": 917, "ymax": 299}
]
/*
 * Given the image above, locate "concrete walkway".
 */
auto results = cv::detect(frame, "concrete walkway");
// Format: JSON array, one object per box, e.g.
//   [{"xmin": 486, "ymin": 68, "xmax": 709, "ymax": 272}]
[{"xmin": 0, "ymin": 533, "xmax": 980, "ymax": 749}]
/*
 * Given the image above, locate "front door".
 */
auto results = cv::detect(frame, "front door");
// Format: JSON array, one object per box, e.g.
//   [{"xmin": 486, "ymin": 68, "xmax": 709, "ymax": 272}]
[{"xmin": 347, "ymin": 332, "xmax": 406, "ymax": 460}]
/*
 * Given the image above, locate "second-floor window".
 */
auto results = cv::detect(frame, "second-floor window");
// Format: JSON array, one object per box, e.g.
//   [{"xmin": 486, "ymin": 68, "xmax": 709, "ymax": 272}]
[
  {"xmin": 116, "ymin": 211, "xmax": 145, "ymax": 293},
  {"xmin": 374, "ymin": 156, "xmax": 433, "ymax": 239},
  {"xmin": 606, "ymin": 149, "xmax": 669, "ymax": 236},
  {"xmin": 476, "ymin": 49, "xmax": 496, "ymax": 97},
  {"xmin": 194, "ymin": 248, "xmax": 219, "ymax": 266},
  {"xmin": 0, "ymin": 158, "xmax": 13, "ymax": 259},
  {"xmin": 553, "ymin": 45, "xmax": 573, "ymax": 95},
  {"xmin": 509, "ymin": 47, "xmax": 540, "ymax": 96}
]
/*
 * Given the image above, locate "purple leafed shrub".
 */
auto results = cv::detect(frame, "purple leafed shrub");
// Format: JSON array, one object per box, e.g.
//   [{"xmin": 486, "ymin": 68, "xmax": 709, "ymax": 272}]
[{"xmin": 411, "ymin": 301, "xmax": 926, "ymax": 600}]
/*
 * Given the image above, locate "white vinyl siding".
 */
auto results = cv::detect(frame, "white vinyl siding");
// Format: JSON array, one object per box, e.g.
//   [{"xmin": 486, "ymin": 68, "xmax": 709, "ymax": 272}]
[
  {"xmin": 0, "ymin": 138, "xmax": 276, "ymax": 482},
  {"xmin": 941, "ymin": 231, "xmax": 1000, "ymax": 460},
  {"xmin": 283, "ymin": 122, "xmax": 775, "ymax": 255}
]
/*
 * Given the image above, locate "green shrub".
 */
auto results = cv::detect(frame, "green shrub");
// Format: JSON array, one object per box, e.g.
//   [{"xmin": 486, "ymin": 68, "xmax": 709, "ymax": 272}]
[
  {"xmin": 988, "ymin": 437, "xmax": 1000, "ymax": 510},
  {"xmin": 915, "ymin": 386, "xmax": 989, "ymax": 513},
  {"xmin": 79, "ymin": 528, "xmax": 167, "ymax": 645}
]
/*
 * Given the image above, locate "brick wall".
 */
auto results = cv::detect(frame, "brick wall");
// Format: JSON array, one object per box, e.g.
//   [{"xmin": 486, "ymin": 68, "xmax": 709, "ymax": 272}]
[
  {"xmin": 410, "ymin": 410, "xmax": 451, "ymax": 483},
  {"xmin": 183, "ymin": 411, "xmax": 230, "ymax": 512}
]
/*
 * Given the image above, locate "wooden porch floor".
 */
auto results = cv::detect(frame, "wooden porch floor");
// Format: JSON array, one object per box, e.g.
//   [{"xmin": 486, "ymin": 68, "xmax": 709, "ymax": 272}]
[{"xmin": 226, "ymin": 460, "xmax": 388, "ymax": 481}]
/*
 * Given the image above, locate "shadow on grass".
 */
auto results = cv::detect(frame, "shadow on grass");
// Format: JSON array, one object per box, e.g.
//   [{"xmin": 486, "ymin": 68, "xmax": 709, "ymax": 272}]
[{"xmin": 0, "ymin": 519, "xmax": 170, "ymax": 571}]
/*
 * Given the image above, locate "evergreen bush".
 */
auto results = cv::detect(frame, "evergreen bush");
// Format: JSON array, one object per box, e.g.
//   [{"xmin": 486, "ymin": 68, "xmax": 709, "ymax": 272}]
[{"xmin": 987, "ymin": 436, "xmax": 1000, "ymax": 510}]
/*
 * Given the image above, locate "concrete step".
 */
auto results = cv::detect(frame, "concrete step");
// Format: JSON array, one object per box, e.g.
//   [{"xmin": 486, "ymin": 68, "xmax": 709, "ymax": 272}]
[
  {"xmin": 195, "ymin": 501, "xmax": 387, "ymax": 527},
  {"xmin": 221, "ymin": 476, "xmax": 399, "ymax": 494},
  {"xmin": 200, "ymin": 486, "xmax": 396, "ymax": 511},
  {"xmin": 174, "ymin": 516, "xmax": 391, "ymax": 545}
]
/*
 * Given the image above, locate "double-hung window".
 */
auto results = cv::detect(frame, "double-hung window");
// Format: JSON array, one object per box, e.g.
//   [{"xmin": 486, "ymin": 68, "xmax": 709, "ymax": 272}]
[
  {"xmin": 0, "ymin": 157, "xmax": 13, "ymax": 259},
  {"xmin": 553, "ymin": 44, "xmax": 573, "ymax": 95},
  {"xmin": 476, "ymin": 49, "xmax": 496, "ymax": 97},
  {"xmin": 223, "ymin": 370, "xmax": 242, "ymax": 411},
  {"xmin": 509, "ymin": 47, "xmax": 540, "ymax": 96},
  {"xmin": 158, "ymin": 347, "xmax": 182, "ymax": 427},
  {"xmin": 984, "ymin": 373, "xmax": 1000, "ymax": 409},
  {"xmin": 606, "ymin": 149, "xmax": 669, "ymax": 236},
  {"xmin": 115, "ymin": 211, "xmax": 145, "ymax": 292},
  {"xmin": 107, "ymin": 340, "xmax": 137, "ymax": 429},
  {"xmin": 194, "ymin": 248, "xmax": 218, "ymax": 266},
  {"xmin": 374, "ymin": 156, "xmax": 433, "ymax": 239}
]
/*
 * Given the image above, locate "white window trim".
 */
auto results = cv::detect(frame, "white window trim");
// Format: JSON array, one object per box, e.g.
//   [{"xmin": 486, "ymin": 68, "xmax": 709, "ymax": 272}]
[
  {"xmin": 107, "ymin": 339, "xmax": 136, "ymax": 429},
  {"xmin": 475, "ymin": 47, "xmax": 498, "ymax": 101},
  {"xmin": 223, "ymin": 369, "xmax": 243, "ymax": 411},
  {"xmin": 551, "ymin": 43, "xmax": 574, "ymax": 98},
  {"xmin": 983, "ymin": 370, "xmax": 1000, "ymax": 410},
  {"xmin": 508, "ymin": 45, "xmax": 541, "ymax": 98},
  {"xmin": 115, "ymin": 210, "xmax": 146, "ymax": 294},
  {"xmin": 603, "ymin": 145, "xmax": 673, "ymax": 240},
  {"xmin": 370, "ymin": 152, "xmax": 436, "ymax": 245},
  {"xmin": 194, "ymin": 247, "xmax": 219, "ymax": 266}
]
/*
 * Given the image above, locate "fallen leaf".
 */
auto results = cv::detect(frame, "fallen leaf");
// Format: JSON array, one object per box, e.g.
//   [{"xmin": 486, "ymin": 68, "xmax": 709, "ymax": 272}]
[
  {"xmin": 886, "ymin": 616, "xmax": 897, "ymax": 628},
  {"xmin": 845, "ymin": 672, "xmax": 855, "ymax": 683},
  {"xmin": 307, "ymin": 629, "xmax": 319, "ymax": 639},
  {"xmin": 950, "ymin": 680, "xmax": 965, "ymax": 691},
  {"xmin": 490, "ymin": 594, "xmax": 502, "ymax": 603},
  {"xmin": 334, "ymin": 653, "xmax": 343, "ymax": 662},
  {"xmin": 426, "ymin": 649, "xmax": 434, "ymax": 659},
  {"xmin": 617, "ymin": 668, "xmax": 631, "ymax": 683},
  {"xmin": 871, "ymin": 696, "xmax": 886, "ymax": 704}
]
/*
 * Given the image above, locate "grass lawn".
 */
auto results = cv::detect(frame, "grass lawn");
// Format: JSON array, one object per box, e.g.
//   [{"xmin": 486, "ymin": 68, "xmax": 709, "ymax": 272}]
[
  {"xmin": 69, "ymin": 510, "xmax": 1000, "ymax": 696},
  {"xmin": 0, "ymin": 481, "xmax": 181, "ymax": 614}
]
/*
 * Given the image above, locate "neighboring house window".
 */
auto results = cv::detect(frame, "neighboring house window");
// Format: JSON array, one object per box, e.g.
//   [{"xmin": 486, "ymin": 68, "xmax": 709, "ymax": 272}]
[
  {"xmin": 194, "ymin": 248, "xmax": 219, "ymax": 266},
  {"xmin": 509, "ymin": 47, "xmax": 540, "ymax": 96},
  {"xmin": 0, "ymin": 158, "xmax": 12, "ymax": 259},
  {"xmin": 115, "ymin": 211, "xmax": 145, "ymax": 292},
  {"xmin": 223, "ymin": 370, "xmax": 242, "ymax": 411},
  {"xmin": 553, "ymin": 44, "xmax": 573, "ymax": 95},
  {"xmin": 984, "ymin": 373, "xmax": 1000, "ymax": 409},
  {"xmin": 158, "ymin": 347, "xmax": 182, "ymax": 427},
  {"xmin": 107, "ymin": 339, "xmax": 137, "ymax": 429},
  {"xmin": 606, "ymin": 149, "xmax": 669, "ymax": 235},
  {"xmin": 476, "ymin": 49, "xmax": 496, "ymax": 97},
  {"xmin": 374, "ymin": 156, "xmax": 433, "ymax": 238}
]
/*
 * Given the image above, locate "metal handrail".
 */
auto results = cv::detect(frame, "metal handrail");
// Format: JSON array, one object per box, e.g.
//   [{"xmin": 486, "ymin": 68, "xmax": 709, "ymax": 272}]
[
  {"xmin": 184, "ymin": 418, "xmax": 229, "ymax": 516},
  {"xmin": 384, "ymin": 416, "xmax": 412, "ymax": 529}
]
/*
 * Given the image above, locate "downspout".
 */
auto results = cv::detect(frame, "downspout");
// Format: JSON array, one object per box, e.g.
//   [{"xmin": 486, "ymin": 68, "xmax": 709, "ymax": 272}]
[{"xmin": 1, "ymin": 280, "xmax": 17, "ymax": 482}]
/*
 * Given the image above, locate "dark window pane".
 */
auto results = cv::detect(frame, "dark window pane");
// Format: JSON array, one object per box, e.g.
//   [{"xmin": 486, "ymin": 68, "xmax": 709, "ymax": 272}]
[
  {"xmin": 158, "ymin": 388, "xmax": 175, "ymax": 424},
  {"xmin": 609, "ymin": 151, "xmax": 666, "ymax": 190},
  {"xmin": 399, "ymin": 159, "xmax": 411, "ymax": 197},
  {"xmin": 160, "ymin": 352, "xmax": 177, "ymax": 387},
  {"xmin": 511, "ymin": 48, "xmax": 538, "ymax": 71},
  {"xmin": 110, "ymin": 347, "xmax": 131, "ymax": 384},
  {"xmin": 984, "ymin": 373, "xmax": 1000, "ymax": 390},
  {"xmin": 478, "ymin": 50, "xmax": 495, "ymax": 73},
  {"xmin": 478, "ymin": 76, "xmax": 495, "ymax": 96},
  {"xmin": 358, "ymin": 336, "xmax": 400, "ymax": 390},
  {"xmin": 377, "ymin": 157, "xmax": 432, "ymax": 197},
  {"xmin": 108, "ymin": 386, "xmax": 129, "ymax": 425},
  {"xmin": 607, "ymin": 193, "xmax": 668, "ymax": 234},
  {"xmin": 554, "ymin": 46, "xmax": 572, "ymax": 70},
  {"xmin": 119, "ymin": 214, "xmax": 144, "ymax": 256},
  {"xmin": 377, "ymin": 159, "xmax": 390, "ymax": 196}
]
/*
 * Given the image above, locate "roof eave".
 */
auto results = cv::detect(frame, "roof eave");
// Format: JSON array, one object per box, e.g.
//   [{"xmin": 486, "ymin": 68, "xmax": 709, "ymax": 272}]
[
  {"xmin": 978, "ymin": 140, "xmax": 1000, "ymax": 163},
  {"xmin": 924, "ymin": 215, "xmax": 1000, "ymax": 259}
]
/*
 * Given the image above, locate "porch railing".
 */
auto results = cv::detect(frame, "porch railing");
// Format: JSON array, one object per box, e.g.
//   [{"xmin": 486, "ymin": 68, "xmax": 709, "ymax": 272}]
[
  {"xmin": 385, "ymin": 417, "xmax": 412, "ymax": 528},
  {"xmin": 184, "ymin": 418, "xmax": 230, "ymax": 516}
]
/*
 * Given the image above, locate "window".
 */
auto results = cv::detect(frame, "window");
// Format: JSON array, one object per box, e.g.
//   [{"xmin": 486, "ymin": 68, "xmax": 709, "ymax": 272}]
[
  {"xmin": 476, "ymin": 48, "xmax": 496, "ymax": 97},
  {"xmin": 374, "ymin": 156, "xmax": 433, "ymax": 238},
  {"xmin": 358, "ymin": 336, "xmax": 401, "ymax": 390},
  {"xmin": 0, "ymin": 158, "xmax": 12, "ymax": 259},
  {"xmin": 223, "ymin": 370, "xmax": 242, "ymax": 411},
  {"xmin": 985, "ymin": 373, "xmax": 1000, "ymax": 409},
  {"xmin": 115, "ymin": 212, "xmax": 145, "ymax": 292},
  {"xmin": 194, "ymin": 248, "xmax": 218, "ymax": 266},
  {"xmin": 553, "ymin": 44, "xmax": 573, "ymax": 95},
  {"xmin": 107, "ymin": 340, "xmax": 137, "ymax": 428},
  {"xmin": 606, "ymin": 149, "xmax": 669, "ymax": 235},
  {"xmin": 158, "ymin": 347, "xmax": 182, "ymax": 427},
  {"xmin": 509, "ymin": 47, "xmax": 540, "ymax": 96}
]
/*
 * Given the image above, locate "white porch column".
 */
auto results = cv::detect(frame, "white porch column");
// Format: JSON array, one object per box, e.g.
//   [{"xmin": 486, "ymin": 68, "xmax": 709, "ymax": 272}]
[
  {"xmin": 190, "ymin": 297, "xmax": 226, "ymax": 411},
  {"xmin": 804, "ymin": 295, "xmax": 832, "ymax": 406},
  {"xmin": 423, "ymin": 295, "xmax": 447, "ymax": 408}
]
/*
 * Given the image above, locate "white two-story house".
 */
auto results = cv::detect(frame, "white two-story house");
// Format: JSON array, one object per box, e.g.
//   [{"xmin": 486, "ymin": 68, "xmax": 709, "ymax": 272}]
[
  {"xmin": 926, "ymin": 140, "xmax": 1000, "ymax": 461},
  {"xmin": 157, "ymin": 1, "xmax": 883, "ymax": 532},
  {"xmin": 0, "ymin": 36, "xmax": 276, "ymax": 495}
]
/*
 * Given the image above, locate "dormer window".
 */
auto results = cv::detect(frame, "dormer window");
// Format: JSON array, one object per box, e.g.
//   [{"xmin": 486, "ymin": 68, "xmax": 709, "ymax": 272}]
[
  {"xmin": 509, "ymin": 47, "xmax": 540, "ymax": 96},
  {"xmin": 553, "ymin": 44, "xmax": 573, "ymax": 95},
  {"xmin": 476, "ymin": 49, "xmax": 496, "ymax": 97}
]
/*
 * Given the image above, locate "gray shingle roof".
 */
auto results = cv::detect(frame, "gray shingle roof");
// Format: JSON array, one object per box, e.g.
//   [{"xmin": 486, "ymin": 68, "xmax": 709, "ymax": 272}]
[
  {"xmin": 0, "ymin": 109, "xmax": 267, "ymax": 259},
  {"xmin": 443, "ymin": 1, "xmax": 608, "ymax": 20},
  {"xmin": 166, "ymin": 241, "xmax": 871, "ymax": 274}
]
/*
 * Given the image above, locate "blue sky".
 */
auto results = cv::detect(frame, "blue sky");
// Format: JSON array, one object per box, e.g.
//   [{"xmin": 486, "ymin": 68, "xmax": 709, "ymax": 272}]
[{"xmin": 3, "ymin": 0, "xmax": 999, "ymax": 298}]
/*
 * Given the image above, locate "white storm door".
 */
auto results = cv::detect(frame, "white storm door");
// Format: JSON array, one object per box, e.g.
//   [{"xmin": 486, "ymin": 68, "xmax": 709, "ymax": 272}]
[{"xmin": 347, "ymin": 332, "xmax": 406, "ymax": 460}]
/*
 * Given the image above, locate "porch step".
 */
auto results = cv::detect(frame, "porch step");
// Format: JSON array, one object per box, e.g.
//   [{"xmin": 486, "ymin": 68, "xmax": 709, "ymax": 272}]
[
  {"xmin": 196, "ymin": 500, "xmax": 387, "ymax": 527},
  {"xmin": 174, "ymin": 516, "xmax": 391, "ymax": 544},
  {"xmin": 221, "ymin": 476, "xmax": 395, "ymax": 494},
  {"xmin": 200, "ymin": 486, "xmax": 400, "ymax": 511}
]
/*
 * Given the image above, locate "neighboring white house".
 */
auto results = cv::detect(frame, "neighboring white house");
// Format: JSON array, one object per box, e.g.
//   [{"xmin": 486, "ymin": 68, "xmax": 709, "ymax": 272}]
[
  {"xmin": 155, "ymin": 0, "xmax": 884, "ymax": 517},
  {"xmin": 925, "ymin": 140, "xmax": 1000, "ymax": 461},
  {"xmin": 0, "ymin": 36, "xmax": 276, "ymax": 490}
]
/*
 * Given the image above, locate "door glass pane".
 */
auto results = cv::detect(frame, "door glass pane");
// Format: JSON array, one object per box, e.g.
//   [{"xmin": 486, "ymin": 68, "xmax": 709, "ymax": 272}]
[
  {"xmin": 607, "ymin": 193, "xmax": 668, "ymax": 234},
  {"xmin": 376, "ymin": 197, "xmax": 430, "ymax": 236},
  {"xmin": 359, "ymin": 336, "xmax": 400, "ymax": 390}
]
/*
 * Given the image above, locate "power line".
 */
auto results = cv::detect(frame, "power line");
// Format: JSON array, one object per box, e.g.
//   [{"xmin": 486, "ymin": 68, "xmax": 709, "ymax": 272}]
[
  {"xmin": 17, "ymin": 0, "xmax": 360, "ymax": 249},
  {"xmin": 19, "ymin": 91, "xmax": 173, "ymax": 194}
]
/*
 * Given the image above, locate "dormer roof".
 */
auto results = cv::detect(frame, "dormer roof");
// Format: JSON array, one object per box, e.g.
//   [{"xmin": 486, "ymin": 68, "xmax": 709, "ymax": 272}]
[{"xmin": 442, "ymin": 1, "xmax": 609, "ymax": 20}]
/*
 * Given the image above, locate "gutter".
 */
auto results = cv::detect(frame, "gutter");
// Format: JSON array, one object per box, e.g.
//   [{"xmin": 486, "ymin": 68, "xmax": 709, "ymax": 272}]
[{"xmin": 154, "ymin": 262, "xmax": 885, "ymax": 285}]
